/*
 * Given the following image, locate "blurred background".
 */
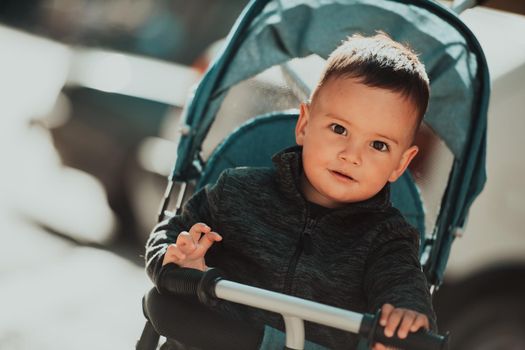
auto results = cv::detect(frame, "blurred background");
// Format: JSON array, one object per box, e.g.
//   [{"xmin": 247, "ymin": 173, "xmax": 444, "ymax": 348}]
[{"xmin": 0, "ymin": 0, "xmax": 524, "ymax": 349}]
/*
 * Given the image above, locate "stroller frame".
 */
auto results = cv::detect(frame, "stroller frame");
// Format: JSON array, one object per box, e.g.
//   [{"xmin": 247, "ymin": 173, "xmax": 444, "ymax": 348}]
[{"xmin": 139, "ymin": 0, "xmax": 490, "ymax": 348}]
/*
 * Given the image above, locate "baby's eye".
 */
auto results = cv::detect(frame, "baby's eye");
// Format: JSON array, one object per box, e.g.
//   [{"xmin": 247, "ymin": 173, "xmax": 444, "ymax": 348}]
[
  {"xmin": 330, "ymin": 123, "xmax": 347, "ymax": 136},
  {"xmin": 371, "ymin": 140, "xmax": 389, "ymax": 152}
]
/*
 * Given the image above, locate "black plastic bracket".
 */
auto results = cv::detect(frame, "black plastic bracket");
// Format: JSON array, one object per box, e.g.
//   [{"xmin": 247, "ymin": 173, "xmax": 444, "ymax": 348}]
[{"xmin": 197, "ymin": 268, "xmax": 223, "ymax": 306}]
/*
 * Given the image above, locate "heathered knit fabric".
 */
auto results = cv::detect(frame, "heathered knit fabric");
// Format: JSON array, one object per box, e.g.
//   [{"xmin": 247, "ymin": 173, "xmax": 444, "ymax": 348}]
[{"xmin": 145, "ymin": 146, "xmax": 436, "ymax": 349}]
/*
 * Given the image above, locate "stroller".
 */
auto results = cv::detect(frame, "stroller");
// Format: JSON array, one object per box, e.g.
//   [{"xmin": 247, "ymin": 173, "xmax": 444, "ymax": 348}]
[{"xmin": 137, "ymin": 0, "xmax": 489, "ymax": 348}]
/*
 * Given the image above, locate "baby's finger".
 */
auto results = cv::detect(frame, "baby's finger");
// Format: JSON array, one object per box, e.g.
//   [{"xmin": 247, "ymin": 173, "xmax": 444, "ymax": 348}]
[
  {"xmin": 379, "ymin": 304, "xmax": 395, "ymax": 327},
  {"xmin": 176, "ymin": 231, "xmax": 196, "ymax": 253},
  {"xmin": 410, "ymin": 314, "xmax": 430, "ymax": 332},
  {"xmin": 397, "ymin": 311, "xmax": 417, "ymax": 339},
  {"xmin": 372, "ymin": 342, "xmax": 387, "ymax": 350},
  {"xmin": 188, "ymin": 222, "xmax": 211, "ymax": 242},
  {"xmin": 384, "ymin": 308, "xmax": 404, "ymax": 338},
  {"xmin": 202, "ymin": 231, "xmax": 222, "ymax": 243},
  {"xmin": 195, "ymin": 231, "xmax": 222, "ymax": 255}
]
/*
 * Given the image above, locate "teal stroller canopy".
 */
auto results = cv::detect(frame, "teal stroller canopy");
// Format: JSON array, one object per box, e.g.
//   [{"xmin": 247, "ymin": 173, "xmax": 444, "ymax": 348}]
[{"xmin": 168, "ymin": 0, "xmax": 489, "ymax": 287}]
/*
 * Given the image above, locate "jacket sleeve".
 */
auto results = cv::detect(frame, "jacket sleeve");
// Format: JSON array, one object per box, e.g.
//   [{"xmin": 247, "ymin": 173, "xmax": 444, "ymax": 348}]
[
  {"xmin": 144, "ymin": 171, "xmax": 227, "ymax": 288},
  {"xmin": 363, "ymin": 219, "xmax": 437, "ymax": 331}
]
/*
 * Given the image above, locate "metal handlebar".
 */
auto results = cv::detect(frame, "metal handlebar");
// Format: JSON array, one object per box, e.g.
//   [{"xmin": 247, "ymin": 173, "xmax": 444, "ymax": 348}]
[{"xmin": 161, "ymin": 265, "xmax": 449, "ymax": 350}]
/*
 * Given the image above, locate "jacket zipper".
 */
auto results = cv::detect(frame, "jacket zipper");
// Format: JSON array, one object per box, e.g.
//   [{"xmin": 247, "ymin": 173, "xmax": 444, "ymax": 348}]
[{"xmin": 284, "ymin": 213, "xmax": 316, "ymax": 295}]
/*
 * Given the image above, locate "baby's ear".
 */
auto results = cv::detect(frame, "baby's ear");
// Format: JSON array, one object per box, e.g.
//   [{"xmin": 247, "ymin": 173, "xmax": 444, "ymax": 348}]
[
  {"xmin": 388, "ymin": 145, "xmax": 419, "ymax": 182},
  {"xmin": 295, "ymin": 103, "xmax": 310, "ymax": 145}
]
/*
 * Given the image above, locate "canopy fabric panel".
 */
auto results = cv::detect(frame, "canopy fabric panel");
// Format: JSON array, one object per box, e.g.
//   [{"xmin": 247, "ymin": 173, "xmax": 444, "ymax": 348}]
[{"xmin": 195, "ymin": 0, "xmax": 478, "ymax": 160}]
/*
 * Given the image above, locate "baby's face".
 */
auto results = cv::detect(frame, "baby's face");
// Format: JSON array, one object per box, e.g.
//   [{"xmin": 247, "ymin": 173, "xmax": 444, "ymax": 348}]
[{"xmin": 295, "ymin": 77, "xmax": 419, "ymax": 208}]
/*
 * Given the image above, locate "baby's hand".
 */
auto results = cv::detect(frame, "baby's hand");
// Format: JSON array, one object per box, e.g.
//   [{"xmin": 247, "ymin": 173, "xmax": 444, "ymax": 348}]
[
  {"xmin": 162, "ymin": 222, "xmax": 222, "ymax": 271},
  {"xmin": 372, "ymin": 303, "xmax": 429, "ymax": 350}
]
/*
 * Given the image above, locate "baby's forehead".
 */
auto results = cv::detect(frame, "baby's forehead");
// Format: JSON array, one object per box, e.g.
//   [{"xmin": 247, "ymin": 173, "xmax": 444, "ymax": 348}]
[
  {"xmin": 312, "ymin": 78, "xmax": 420, "ymax": 137},
  {"xmin": 314, "ymin": 76, "xmax": 419, "ymax": 110}
]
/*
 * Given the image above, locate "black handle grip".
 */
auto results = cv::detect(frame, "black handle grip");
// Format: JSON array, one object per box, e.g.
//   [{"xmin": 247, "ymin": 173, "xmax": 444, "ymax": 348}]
[
  {"xmin": 360, "ymin": 310, "xmax": 449, "ymax": 350},
  {"xmin": 373, "ymin": 326, "xmax": 448, "ymax": 350},
  {"xmin": 160, "ymin": 265, "xmax": 203, "ymax": 296},
  {"xmin": 159, "ymin": 264, "xmax": 223, "ymax": 305}
]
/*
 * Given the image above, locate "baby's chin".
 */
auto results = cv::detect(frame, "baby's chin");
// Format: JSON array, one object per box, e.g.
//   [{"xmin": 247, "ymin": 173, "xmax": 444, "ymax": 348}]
[{"xmin": 324, "ymin": 187, "xmax": 385, "ymax": 205}]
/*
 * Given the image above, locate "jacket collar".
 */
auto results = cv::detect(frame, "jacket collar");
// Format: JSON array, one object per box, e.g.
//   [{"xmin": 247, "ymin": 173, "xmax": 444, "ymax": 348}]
[{"xmin": 271, "ymin": 146, "xmax": 391, "ymax": 213}]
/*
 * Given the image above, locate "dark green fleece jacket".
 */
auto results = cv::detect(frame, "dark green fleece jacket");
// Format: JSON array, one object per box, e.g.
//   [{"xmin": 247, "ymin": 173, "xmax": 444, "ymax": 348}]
[{"xmin": 145, "ymin": 147, "xmax": 436, "ymax": 349}]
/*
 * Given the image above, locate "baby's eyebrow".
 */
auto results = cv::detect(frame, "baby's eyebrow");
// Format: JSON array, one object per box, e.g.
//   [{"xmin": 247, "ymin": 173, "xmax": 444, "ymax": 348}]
[
  {"xmin": 325, "ymin": 113, "xmax": 350, "ymax": 124},
  {"xmin": 375, "ymin": 133, "xmax": 398, "ymax": 145}
]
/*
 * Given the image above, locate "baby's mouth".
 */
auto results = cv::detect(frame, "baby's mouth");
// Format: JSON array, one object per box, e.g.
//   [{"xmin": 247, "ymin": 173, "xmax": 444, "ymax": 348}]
[{"xmin": 331, "ymin": 170, "xmax": 356, "ymax": 182}]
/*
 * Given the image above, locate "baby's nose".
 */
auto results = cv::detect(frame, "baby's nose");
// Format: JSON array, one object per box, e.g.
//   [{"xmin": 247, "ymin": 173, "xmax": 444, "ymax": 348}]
[{"xmin": 338, "ymin": 144, "xmax": 362, "ymax": 165}]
